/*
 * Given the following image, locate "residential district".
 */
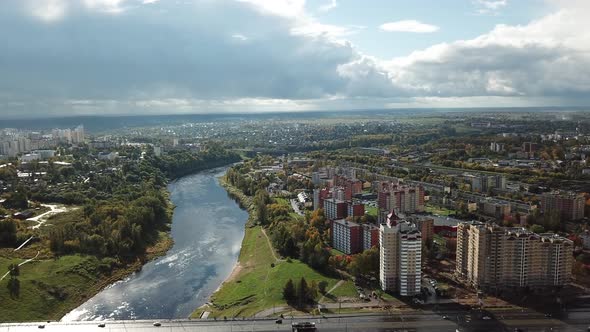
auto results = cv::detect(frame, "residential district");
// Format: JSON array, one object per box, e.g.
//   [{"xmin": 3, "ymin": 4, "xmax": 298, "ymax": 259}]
[{"xmin": 1, "ymin": 110, "xmax": 590, "ymax": 330}]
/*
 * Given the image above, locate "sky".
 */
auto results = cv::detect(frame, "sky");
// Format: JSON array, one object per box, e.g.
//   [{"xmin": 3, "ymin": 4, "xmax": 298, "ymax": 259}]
[{"xmin": 0, "ymin": 0, "xmax": 589, "ymax": 118}]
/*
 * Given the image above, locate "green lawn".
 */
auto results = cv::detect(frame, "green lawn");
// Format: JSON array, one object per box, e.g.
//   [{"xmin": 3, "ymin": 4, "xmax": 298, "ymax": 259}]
[
  {"xmin": 366, "ymin": 206, "xmax": 378, "ymax": 217},
  {"xmin": 329, "ymin": 280, "xmax": 358, "ymax": 298},
  {"xmin": 425, "ymin": 204, "xmax": 456, "ymax": 216},
  {"xmin": 273, "ymin": 198, "xmax": 290, "ymax": 206},
  {"xmin": 196, "ymin": 226, "xmax": 341, "ymax": 318}
]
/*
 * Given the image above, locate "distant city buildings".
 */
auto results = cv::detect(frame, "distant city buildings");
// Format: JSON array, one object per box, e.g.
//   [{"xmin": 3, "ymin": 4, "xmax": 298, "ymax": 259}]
[
  {"xmin": 540, "ymin": 192, "xmax": 585, "ymax": 221},
  {"xmin": 0, "ymin": 125, "xmax": 85, "ymax": 158},
  {"xmin": 456, "ymin": 222, "xmax": 573, "ymax": 291},
  {"xmin": 377, "ymin": 182, "xmax": 424, "ymax": 222},
  {"xmin": 489, "ymin": 142, "xmax": 505, "ymax": 153},
  {"xmin": 469, "ymin": 174, "xmax": 506, "ymax": 193}
]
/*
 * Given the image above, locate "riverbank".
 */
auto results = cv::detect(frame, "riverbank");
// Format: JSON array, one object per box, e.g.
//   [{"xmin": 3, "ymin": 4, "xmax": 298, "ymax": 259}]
[
  {"xmin": 191, "ymin": 177, "xmax": 344, "ymax": 319},
  {"xmin": 218, "ymin": 176, "xmax": 258, "ymax": 227},
  {"xmin": 0, "ymin": 192, "xmax": 175, "ymax": 322},
  {"xmin": 0, "ymin": 230, "xmax": 174, "ymax": 322}
]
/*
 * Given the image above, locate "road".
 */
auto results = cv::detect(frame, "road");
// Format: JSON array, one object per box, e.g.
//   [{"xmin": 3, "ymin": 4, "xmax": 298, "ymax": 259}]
[
  {"xmin": 0, "ymin": 314, "xmax": 457, "ymax": 332},
  {"xmin": 3, "ymin": 308, "xmax": 590, "ymax": 331}
]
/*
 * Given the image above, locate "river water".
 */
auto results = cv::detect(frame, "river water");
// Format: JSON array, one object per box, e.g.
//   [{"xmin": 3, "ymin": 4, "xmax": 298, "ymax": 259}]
[{"xmin": 62, "ymin": 167, "xmax": 248, "ymax": 321}]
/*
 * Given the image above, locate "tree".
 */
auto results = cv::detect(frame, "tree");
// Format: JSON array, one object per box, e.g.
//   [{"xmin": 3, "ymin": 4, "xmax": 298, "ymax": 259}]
[
  {"xmin": 4, "ymin": 191, "xmax": 28, "ymax": 210},
  {"xmin": 318, "ymin": 280, "xmax": 328, "ymax": 294},
  {"xmin": 308, "ymin": 280, "xmax": 318, "ymax": 302},
  {"xmin": 0, "ymin": 220, "xmax": 17, "ymax": 247},
  {"xmin": 7, "ymin": 263, "xmax": 20, "ymax": 298},
  {"xmin": 283, "ymin": 279, "xmax": 296, "ymax": 304},
  {"xmin": 298, "ymin": 277, "xmax": 308, "ymax": 307},
  {"xmin": 530, "ymin": 224, "xmax": 545, "ymax": 234}
]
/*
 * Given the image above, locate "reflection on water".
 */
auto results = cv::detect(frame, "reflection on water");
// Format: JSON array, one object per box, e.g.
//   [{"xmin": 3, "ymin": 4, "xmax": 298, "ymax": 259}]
[{"xmin": 62, "ymin": 167, "xmax": 247, "ymax": 321}]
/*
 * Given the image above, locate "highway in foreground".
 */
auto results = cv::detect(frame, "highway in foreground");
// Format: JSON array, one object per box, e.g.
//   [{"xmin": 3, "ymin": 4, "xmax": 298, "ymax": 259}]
[{"xmin": 2, "ymin": 309, "xmax": 590, "ymax": 332}]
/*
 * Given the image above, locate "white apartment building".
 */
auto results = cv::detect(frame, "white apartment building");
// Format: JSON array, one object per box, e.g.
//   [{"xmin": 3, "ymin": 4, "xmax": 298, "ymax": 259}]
[{"xmin": 380, "ymin": 218, "xmax": 422, "ymax": 296}]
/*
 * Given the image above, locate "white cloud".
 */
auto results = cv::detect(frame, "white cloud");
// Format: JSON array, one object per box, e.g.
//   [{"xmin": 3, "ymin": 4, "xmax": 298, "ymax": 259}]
[
  {"xmin": 379, "ymin": 20, "xmax": 439, "ymax": 33},
  {"xmin": 83, "ymin": 0, "xmax": 126, "ymax": 13},
  {"xmin": 290, "ymin": 22, "xmax": 362, "ymax": 39},
  {"xmin": 231, "ymin": 33, "xmax": 249, "ymax": 41},
  {"xmin": 25, "ymin": 0, "xmax": 146, "ymax": 21},
  {"xmin": 318, "ymin": 0, "xmax": 337, "ymax": 12},
  {"xmin": 474, "ymin": 0, "xmax": 508, "ymax": 14},
  {"xmin": 236, "ymin": 0, "xmax": 305, "ymax": 18},
  {"xmin": 29, "ymin": 0, "xmax": 68, "ymax": 22},
  {"xmin": 385, "ymin": 0, "xmax": 590, "ymax": 99}
]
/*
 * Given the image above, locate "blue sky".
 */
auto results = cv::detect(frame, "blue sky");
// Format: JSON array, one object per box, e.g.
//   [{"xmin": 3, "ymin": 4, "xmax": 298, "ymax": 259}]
[
  {"xmin": 314, "ymin": 0, "xmax": 549, "ymax": 58},
  {"xmin": 0, "ymin": 0, "xmax": 588, "ymax": 118}
]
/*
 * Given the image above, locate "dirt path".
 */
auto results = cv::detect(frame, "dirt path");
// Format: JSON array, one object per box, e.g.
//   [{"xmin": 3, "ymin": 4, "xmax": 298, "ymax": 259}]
[
  {"xmin": 0, "ymin": 251, "xmax": 40, "ymax": 281},
  {"xmin": 261, "ymin": 228, "xmax": 282, "ymax": 262},
  {"xmin": 318, "ymin": 279, "xmax": 345, "ymax": 303},
  {"xmin": 27, "ymin": 204, "xmax": 75, "ymax": 229}
]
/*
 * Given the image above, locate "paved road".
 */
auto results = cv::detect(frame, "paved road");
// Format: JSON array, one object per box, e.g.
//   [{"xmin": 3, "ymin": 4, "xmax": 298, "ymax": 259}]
[{"xmin": 3, "ymin": 309, "xmax": 590, "ymax": 332}]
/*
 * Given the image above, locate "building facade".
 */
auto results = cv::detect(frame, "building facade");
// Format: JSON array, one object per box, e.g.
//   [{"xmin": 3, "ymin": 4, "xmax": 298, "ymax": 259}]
[
  {"xmin": 323, "ymin": 198, "xmax": 348, "ymax": 221},
  {"xmin": 541, "ymin": 192, "xmax": 585, "ymax": 221},
  {"xmin": 377, "ymin": 183, "xmax": 425, "ymax": 214},
  {"xmin": 456, "ymin": 222, "xmax": 573, "ymax": 291},
  {"xmin": 379, "ymin": 218, "xmax": 422, "ymax": 296},
  {"xmin": 362, "ymin": 224, "xmax": 379, "ymax": 251},
  {"xmin": 331, "ymin": 219, "xmax": 362, "ymax": 254}
]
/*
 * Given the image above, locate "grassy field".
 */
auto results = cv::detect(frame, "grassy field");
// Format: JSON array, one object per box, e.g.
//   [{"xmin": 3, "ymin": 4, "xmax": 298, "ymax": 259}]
[
  {"xmin": 425, "ymin": 204, "xmax": 456, "ymax": 216},
  {"xmin": 329, "ymin": 280, "xmax": 358, "ymax": 298},
  {"xmin": 0, "ymin": 254, "xmax": 144, "ymax": 322},
  {"xmin": 193, "ymin": 226, "xmax": 343, "ymax": 318},
  {"xmin": 365, "ymin": 206, "xmax": 378, "ymax": 217},
  {"xmin": 0, "ymin": 209, "xmax": 173, "ymax": 322},
  {"xmin": 273, "ymin": 197, "xmax": 290, "ymax": 206}
]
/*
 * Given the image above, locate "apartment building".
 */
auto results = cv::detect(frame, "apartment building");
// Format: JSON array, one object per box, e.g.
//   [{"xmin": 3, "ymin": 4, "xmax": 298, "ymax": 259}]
[
  {"xmin": 540, "ymin": 192, "xmax": 585, "ymax": 221},
  {"xmin": 456, "ymin": 222, "xmax": 573, "ymax": 291},
  {"xmin": 331, "ymin": 219, "xmax": 362, "ymax": 254},
  {"xmin": 377, "ymin": 183, "xmax": 425, "ymax": 214},
  {"xmin": 323, "ymin": 198, "xmax": 348, "ymax": 220},
  {"xmin": 379, "ymin": 216, "xmax": 422, "ymax": 296},
  {"xmin": 470, "ymin": 174, "xmax": 506, "ymax": 193},
  {"xmin": 362, "ymin": 223, "xmax": 379, "ymax": 251}
]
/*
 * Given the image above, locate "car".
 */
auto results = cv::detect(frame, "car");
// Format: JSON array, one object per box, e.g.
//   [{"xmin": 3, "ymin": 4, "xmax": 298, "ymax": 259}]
[
  {"xmin": 275, "ymin": 319, "xmax": 282, "ymax": 324},
  {"xmin": 442, "ymin": 315, "xmax": 449, "ymax": 320},
  {"xmin": 292, "ymin": 321, "xmax": 316, "ymax": 331},
  {"xmin": 482, "ymin": 316, "xmax": 491, "ymax": 320},
  {"xmin": 544, "ymin": 313, "xmax": 552, "ymax": 318},
  {"xmin": 98, "ymin": 322, "xmax": 106, "ymax": 327},
  {"xmin": 37, "ymin": 325, "xmax": 45, "ymax": 329},
  {"xmin": 153, "ymin": 322, "xmax": 161, "ymax": 327}
]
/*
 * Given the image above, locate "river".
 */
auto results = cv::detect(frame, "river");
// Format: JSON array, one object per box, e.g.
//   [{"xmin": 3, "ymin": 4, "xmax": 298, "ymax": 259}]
[{"xmin": 62, "ymin": 167, "xmax": 248, "ymax": 321}]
